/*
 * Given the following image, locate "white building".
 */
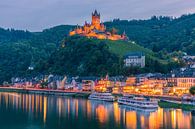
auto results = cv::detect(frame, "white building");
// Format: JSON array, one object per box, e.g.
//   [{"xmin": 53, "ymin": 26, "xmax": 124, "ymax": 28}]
[{"xmin": 124, "ymin": 52, "xmax": 145, "ymax": 68}]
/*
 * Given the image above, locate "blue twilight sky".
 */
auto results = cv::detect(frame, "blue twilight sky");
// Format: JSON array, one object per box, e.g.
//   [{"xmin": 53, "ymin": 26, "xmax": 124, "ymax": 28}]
[{"xmin": 0, "ymin": 0, "xmax": 195, "ymax": 31}]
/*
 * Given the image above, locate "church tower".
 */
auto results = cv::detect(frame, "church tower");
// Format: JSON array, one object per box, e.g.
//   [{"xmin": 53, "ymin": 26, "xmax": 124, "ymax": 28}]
[{"xmin": 92, "ymin": 10, "xmax": 101, "ymax": 29}]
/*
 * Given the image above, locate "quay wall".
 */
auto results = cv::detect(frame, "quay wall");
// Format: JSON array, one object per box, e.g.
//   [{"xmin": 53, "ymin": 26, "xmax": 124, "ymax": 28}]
[
  {"xmin": 0, "ymin": 87, "xmax": 182, "ymax": 101},
  {"xmin": 0, "ymin": 87, "xmax": 91, "ymax": 98}
]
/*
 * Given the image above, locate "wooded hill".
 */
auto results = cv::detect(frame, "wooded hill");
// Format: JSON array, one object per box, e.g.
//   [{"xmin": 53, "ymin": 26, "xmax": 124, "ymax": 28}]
[{"xmin": 1, "ymin": 13, "xmax": 194, "ymax": 83}]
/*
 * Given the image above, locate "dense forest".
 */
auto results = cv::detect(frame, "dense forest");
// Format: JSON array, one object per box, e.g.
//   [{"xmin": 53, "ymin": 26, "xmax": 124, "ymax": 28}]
[
  {"xmin": 0, "ymin": 14, "xmax": 194, "ymax": 83},
  {"xmin": 105, "ymin": 14, "xmax": 195, "ymax": 55},
  {"xmin": 35, "ymin": 36, "xmax": 182, "ymax": 77}
]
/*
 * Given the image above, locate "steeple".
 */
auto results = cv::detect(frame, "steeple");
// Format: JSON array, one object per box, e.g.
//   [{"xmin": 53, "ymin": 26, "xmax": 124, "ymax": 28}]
[
  {"xmin": 92, "ymin": 10, "xmax": 101, "ymax": 28},
  {"xmin": 92, "ymin": 9, "xmax": 100, "ymax": 17},
  {"xmin": 122, "ymin": 30, "xmax": 126, "ymax": 36}
]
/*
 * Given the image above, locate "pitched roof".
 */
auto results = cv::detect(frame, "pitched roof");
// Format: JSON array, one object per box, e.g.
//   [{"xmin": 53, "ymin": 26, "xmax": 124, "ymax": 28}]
[{"xmin": 124, "ymin": 52, "xmax": 145, "ymax": 58}]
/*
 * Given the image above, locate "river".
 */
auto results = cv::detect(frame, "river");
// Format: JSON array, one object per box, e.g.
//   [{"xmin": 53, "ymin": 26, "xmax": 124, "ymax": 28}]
[{"xmin": 0, "ymin": 92, "xmax": 194, "ymax": 129}]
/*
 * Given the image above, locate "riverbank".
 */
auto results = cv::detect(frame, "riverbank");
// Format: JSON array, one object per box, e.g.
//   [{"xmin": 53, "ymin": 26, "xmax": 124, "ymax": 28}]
[
  {"xmin": 0, "ymin": 87, "xmax": 91, "ymax": 98},
  {"xmin": 0, "ymin": 87, "xmax": 183, "ymax": 100},
  {"xmin": 0, "ymin": 87, "xmax": 191, "ymax": 110},
  {"xmin": 158, "ymin": 101, "xmax": 195, "ymax": 111}
]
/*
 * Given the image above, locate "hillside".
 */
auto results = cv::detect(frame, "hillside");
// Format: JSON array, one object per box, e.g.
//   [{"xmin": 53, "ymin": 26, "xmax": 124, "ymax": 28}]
[
  {"xmin": 105, "ymin": 40, "xmax": 153, "ymax": 57},
  {"xmin": 0, "ymin": 34, "xmax": 179, "ymax": 84},
  {"xmin": 104, "ymin": 14, "xmax": 195, "ymax": 55},
  {"xmin": 36, "ymin": 36, "xmax": 179, "ymax": 77},
  {"xmin": 1, "ymin": 14, "xmax": 194, "ymax": 83},
  {"xmin": 106, "ymin": 40, "xmax": 169, "ymax": 65}
]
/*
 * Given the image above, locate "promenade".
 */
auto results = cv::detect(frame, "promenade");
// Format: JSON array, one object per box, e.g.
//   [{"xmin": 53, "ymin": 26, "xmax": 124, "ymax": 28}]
[
  {"xmin": 0, "ymin": 87, "xmax": 182, "ymax": 101},
  {"xmin": 0, "ymin": 87, "xmax": 91, "ymax": 98}
]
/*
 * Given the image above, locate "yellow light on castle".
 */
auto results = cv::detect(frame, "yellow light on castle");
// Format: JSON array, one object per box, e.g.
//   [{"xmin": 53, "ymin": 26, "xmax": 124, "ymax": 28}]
[{"xmin": 69, "ymin": 10, "xmax": 128, "ymax": 41}]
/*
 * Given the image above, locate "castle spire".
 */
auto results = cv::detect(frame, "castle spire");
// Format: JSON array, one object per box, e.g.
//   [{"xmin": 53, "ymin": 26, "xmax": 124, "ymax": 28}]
[
  {"xmin": 93, "ymin": 9, "xmax": 100, "ymax": 17},
  {"xmin": 123, "ymin": 30, "xmax": 126, "ymax": 36}
]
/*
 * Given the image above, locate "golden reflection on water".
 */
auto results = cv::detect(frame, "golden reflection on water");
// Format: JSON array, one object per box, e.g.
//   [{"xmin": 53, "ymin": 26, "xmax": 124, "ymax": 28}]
[
  {"xmin": 126, "ymin": 111, "xmax": 137, "ymax": 129},
  {"xmin": 113, "ymin": 102, "xmax": 121, "ymax": 124},
  {"xmin": 43, "ymin": 96, "xmax": 47, "ymax": 124},
  {"xmin": 87, "ymin": 100, "xmax": 92, "ymax": 119},
  {"xmin": 58, "ymin": 98, "xmax": 62, "ymax": 118},
  {"xmin": 95, "ymin": 105, "xmax": 108, "ymax": 123},
  {"xmin": 0, "ymin": 92, "xmax": 194, "ymax": 129}
]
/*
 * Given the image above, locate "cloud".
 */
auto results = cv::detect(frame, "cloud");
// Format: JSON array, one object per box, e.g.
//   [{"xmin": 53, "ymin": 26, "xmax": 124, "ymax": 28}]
[{"xmin": 0, "ymin": 0, "xmax": 195, "ymax": 31}]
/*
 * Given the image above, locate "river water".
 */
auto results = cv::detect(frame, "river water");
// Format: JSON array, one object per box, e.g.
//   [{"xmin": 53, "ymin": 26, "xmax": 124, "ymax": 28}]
[{"xmin": 0, "ymin": 92, "xmax": 194, "ymax": 129}]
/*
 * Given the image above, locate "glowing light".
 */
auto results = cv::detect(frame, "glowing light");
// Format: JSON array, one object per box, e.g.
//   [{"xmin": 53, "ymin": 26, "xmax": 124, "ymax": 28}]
[{"xmin": 43, "ymin": 97, "xmax": 47, "ymax": 124}]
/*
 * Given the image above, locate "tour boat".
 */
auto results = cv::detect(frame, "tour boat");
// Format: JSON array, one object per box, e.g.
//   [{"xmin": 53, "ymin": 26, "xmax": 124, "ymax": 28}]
[
  {"xmin": 88, "ymin": 92, "xmax": 116, "ymax": 102},
  {"xmin": 118, "ymin": 95, "xmax": 158, "ymax": 110}
]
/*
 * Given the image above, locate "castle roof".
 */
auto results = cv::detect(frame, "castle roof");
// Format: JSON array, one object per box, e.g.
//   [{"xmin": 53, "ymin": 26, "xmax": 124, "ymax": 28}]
[
  {"xmin": 124, "ymin": 52, "xmax": 145, "ymax": 58},
  {"xmin": 92, "ymin": 10, "xmax": 100, "ymax": 17}
]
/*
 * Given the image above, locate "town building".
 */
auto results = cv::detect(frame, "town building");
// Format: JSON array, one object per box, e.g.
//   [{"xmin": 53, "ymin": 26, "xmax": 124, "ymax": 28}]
[
  {"xmin": 124, "ymin": 52, "xmax": 145, "ymax": 68},
  {"xmin": 182, "ymin": 55, "xmax": 195, "ymax": 66},
  {"xmin": 126, "ymin": 77, "xmax": 136, "ymax": 86},
  {"xmin": 167, "ymin": 77, "xmax": 195, "ymax": 88},
  {"xmin": 94, "ymin": 75, "xmax": 114, "ymax": 92},
  {"xmin": 82, "ymin": 80, "xmax": 95, "ymax": 91},
  {"xmin": 69, "ymin": 10, "xmax": 128, "ymax": 41},
  {"xmin": 165, "ymin": 77, "xmax": 195, "ymax": 96},
  {"xmin": 170, "ymin": 67, "xmax": 195, "ymax": 78}
]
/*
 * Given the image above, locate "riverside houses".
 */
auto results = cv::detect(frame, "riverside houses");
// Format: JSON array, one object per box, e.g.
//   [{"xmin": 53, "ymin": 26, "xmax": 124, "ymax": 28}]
[
  {"xmin": 124, "ymin": 52, "xmax": 145, "ymax": 68},
  {"xmin": 165, "ymin": 77, "xmax": 195, "ymax": 95}
]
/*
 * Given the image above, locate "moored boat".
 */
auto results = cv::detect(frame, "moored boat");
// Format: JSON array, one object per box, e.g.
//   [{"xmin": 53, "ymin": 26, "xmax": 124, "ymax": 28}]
[
  {"xmin": 88, "ymin": 92, "xmax": 116, "ymax": 102},
  {"xmin": 118, "ymin": 95, "xmax": 158, "ymax": 110}
]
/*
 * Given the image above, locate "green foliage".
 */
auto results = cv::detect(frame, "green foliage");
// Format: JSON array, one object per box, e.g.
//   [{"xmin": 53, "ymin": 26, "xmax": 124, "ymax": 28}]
[
  {"xmin": 0, "ymin": 28, "xmax": 33, "ymax": 43},
  {"xmin": 1, "ymin": 14, "xmax": 193, "ymax": 84},
  {"xmin": 105, "ymin": 40, "xmax": 153, "ymax": 57},
  {"xmin": 189, "ymin": 86, "xmax": 195, "ymax": 95},
  {"xmin": 40, "ymin": 81, "xmax": 48, "ymax": 89},
  {"xmin": 158, "ymin": 101, "xmax": 195, "ymax": 111},
  {"xmin": 105, "ymin": 14, "xmax": 195, "ymax": 55},
  {"xmin": 41, "ymin": 37, "xmax": 122, "ymax": 76},
  {"xmin": 37, "ymin": 37, "xmax": 182, "ymax": 77},
  {"xmin": 0, "ymin": 25, "xmax": 73, "ymax": 84}
]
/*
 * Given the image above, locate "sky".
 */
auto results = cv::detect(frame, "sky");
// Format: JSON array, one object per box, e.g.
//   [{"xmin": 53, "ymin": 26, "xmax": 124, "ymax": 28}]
[{"xmin": 0, "ymin": 0, "xmax": 195, "ymax": 32}]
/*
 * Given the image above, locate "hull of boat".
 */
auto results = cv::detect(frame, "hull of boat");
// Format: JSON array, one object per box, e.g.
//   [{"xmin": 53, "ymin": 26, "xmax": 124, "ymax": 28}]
[
  {"xmin": 118, "ymin": 100, "xmax": 158, "ymax": 109},
  {"xmin": 119, "ymin": 105, "xmax": 158, "ymax": 112}
]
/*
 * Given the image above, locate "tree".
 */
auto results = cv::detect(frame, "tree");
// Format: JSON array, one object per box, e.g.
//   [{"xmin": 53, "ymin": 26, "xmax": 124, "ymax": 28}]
[
  {"xmin": 40, "ymin": 81, "xmax": 48, "ymax": 89},
  {"xmin": 189, "ymin": 86, "xmax": 195, "ymax": 95}
]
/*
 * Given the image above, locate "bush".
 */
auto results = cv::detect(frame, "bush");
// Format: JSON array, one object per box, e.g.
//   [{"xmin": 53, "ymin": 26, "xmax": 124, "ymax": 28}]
[{"xmin": 189, "ymin": 86, "xmax": 195, "ymax": 95}]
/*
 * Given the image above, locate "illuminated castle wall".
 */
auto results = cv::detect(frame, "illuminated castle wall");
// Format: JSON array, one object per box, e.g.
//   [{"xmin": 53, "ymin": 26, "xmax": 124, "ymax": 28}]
[{"xmin": 69, "ymin": 10, "xmax": 128, "ymax": 41}]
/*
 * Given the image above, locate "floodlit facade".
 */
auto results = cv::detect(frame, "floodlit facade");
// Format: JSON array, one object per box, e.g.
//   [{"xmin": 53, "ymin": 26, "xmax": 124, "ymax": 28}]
[
  {"xmin": 124, "ymin": 52, "xmax": 145, "ymax": 68},
  {"xmin": 69, "ymin": 10, "xmax": 129, "ymax": 41},
  {"xmin": 167, "ymin": 77, "xmax": 195, "ymax": 88},
  {"xmin": 82, "ymin": 80, "xmax": 95, "ymax": 91}
]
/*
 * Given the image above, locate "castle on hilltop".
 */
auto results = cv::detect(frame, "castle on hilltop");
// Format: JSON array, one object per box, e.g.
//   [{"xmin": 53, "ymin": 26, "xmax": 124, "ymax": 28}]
[{"xmin": 69, "ymin": 10, "xmax": 128, "ymax": 41}]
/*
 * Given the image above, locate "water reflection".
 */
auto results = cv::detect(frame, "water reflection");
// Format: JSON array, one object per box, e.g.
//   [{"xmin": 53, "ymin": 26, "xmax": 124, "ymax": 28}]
[{"xmin": 0, "ymin": 92, "xmax": 195, "ymax": 129}]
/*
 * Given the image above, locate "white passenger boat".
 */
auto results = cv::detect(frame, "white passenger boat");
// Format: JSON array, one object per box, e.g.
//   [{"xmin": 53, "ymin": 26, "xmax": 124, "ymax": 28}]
[
  {"xmin": 118, "ymin": 95, "xmax": 158, "ymax": 110},
  {"xmin": 88, "ymin": 92, "xmax": 116, "ymax": 102}
]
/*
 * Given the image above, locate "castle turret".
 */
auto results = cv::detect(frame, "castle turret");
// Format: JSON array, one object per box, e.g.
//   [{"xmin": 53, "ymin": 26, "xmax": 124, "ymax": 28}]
[
  {"xmin": 92, "ymin": 10, "xmax": 101, "ymax": 29},
  {"xmin": 121, "ymin": 30, "xmax": 129, "ymax": 41}
]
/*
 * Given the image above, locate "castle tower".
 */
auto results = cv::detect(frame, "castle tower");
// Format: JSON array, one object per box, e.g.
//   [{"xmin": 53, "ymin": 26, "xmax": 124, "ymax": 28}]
[{"xmin": 92, "ymin": 10, "xmax": 101, "ymax": 29}]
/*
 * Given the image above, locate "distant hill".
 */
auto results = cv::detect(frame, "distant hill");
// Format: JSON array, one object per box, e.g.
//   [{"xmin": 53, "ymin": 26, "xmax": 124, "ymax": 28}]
[
  {"xmin": 104, "ymin": 14, "xmax": 195, "ymax": 55},
  {"xmin": 0, "ymin": 28, "xmax": 33, "ymax": 43},
  {"xmin": 1, "ymin": 14, "xmax": 195, "ymax": 54}
]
